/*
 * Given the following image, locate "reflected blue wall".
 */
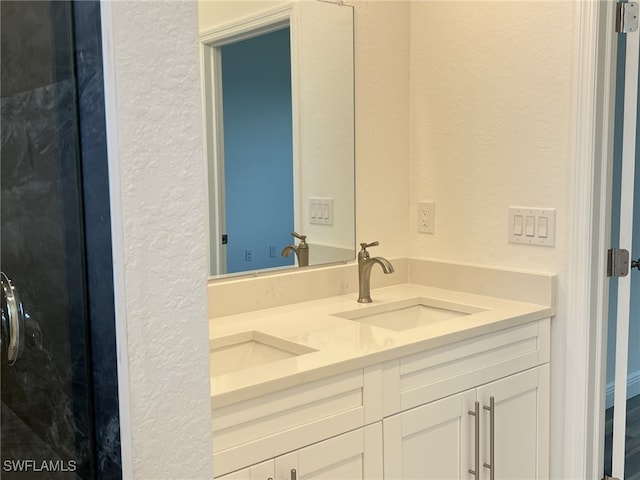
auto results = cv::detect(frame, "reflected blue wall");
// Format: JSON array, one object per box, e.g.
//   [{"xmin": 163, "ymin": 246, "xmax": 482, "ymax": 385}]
[{"xmin": 221, "ymin": 28, "xmax": 295, "ymax": 273}]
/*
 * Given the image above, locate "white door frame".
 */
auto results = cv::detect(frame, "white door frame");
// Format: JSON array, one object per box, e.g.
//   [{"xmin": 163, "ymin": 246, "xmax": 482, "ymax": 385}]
[
  {"xmin": 612, "ymin": 3, "xmax": 640, "ymax": 476},
  {"xmin": 567, "ymin": 0, "xmax": 618, "ymax": 478}
]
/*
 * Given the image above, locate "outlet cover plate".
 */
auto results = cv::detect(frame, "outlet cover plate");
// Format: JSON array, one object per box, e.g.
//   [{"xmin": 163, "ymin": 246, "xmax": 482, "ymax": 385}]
[{"xmin": 418, "ymin": 201, "xmax": 435, "ymax": 234}]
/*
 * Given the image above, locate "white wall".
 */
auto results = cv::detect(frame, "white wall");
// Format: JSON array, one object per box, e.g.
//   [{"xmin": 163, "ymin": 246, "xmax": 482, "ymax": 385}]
[
  {"xmin": 349, "ymin": 0, "xmax": 411, "ymax": 256},
  {"xmin": 407, "ymin": 2, "xmax": 578, "ymax": 478},
  {"xmin": 102, "ymin": 1, "xmax": 213, "ymax": 478},
  {"xmin": 198, "ymin": 0, "xmax": 286, "ymax": 30}
]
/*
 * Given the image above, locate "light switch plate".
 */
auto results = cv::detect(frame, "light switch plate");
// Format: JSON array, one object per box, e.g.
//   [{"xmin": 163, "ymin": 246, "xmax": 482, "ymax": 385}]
[
  {"xmin": 508, "ymin": 207, "xmax": 556, "ymax": 247},
  {"xmin": 310, "ymin": 197, "xmax": 334, "ymax": 225},
  {"xmin": 418, "ymin": 201, "xmax": 435, "ymax": 234}
]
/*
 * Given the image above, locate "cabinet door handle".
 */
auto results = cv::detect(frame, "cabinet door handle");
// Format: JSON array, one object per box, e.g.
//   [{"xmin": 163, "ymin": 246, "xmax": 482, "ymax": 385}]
[
  {"xmin": 290, "ymin": 469, "xmax": 297, "ymax": 480},
  {"xmin": 468, "ymin": 400, "xmax": 480, "ymax": 479},
  {"xmin": 483, "ymin": 396, "xmax": 495, "ymax": 480}
]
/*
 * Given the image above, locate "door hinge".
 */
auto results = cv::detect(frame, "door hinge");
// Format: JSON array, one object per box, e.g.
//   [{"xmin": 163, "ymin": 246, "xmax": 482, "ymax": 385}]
[
  {"xmin": 607, "ymin": 248, "xmax": 630, "ymax": 277},
  {"xmin": 616, "ymin": 2, "xmax": 639, "ymax": 33}
]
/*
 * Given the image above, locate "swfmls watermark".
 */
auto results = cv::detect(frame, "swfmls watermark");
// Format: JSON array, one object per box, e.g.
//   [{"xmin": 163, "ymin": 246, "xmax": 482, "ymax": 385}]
[{"xmin": 3, "ymin": 459, "xmax": 77, "ymax": 473}]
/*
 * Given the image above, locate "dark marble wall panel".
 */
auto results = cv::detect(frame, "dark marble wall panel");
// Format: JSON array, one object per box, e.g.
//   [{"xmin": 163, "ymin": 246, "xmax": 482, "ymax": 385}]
[
  {"xmin": 1, "ymin": 403, "xmax": 81, "ymax": 480},
  {"xmin": 1, "ymin": 2, "xmax": 96, "ymax": 479},
  {"xmin": 1, "ymin": 80, "xmax": 95, "ymax": 480},
  {"xmin": 0, "ymin": 1, "xmax": 73, "ymax": 98},
  {"xmin": 2, "ymin": 2, "xmax": 121, "ymax": 478}
]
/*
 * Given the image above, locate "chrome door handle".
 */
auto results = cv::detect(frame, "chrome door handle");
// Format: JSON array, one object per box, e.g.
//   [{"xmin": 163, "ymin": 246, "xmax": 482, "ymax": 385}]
[
  {"xmin": 483, "ymin": 396, "xmax": 495, "ymax": 480},
  {"xmin": 290, "ymin": 469, "xmax": 297, "ymax": 480},
  {"xmin": 468, "ymin": 401, "xmax": 480, "ymax": 479},
  {"xmin": 1, "ymin": 272, "xmax": 26, "ymax": 365}
]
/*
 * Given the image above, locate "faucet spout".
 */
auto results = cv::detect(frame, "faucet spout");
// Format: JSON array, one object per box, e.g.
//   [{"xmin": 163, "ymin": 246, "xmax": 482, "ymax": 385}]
[
  {"xmin": 357, "ymin": 241, "xmax": 394, "ymax": 303},
  {"xmin": 281, "ymin": 232, "xmax": 309, "ymax": 267},
  {"xmin": 369, "ymin": 257, "xmax": 394, "ymax": 275},
  {"xmin": 281, "ymin": 245, "xmax": 296, "ymax": 257}
]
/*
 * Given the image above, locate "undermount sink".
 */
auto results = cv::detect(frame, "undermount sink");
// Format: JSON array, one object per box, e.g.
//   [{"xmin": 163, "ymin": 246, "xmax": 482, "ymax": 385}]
[
  {"xmin": 210, "ymin": 331, "xmax": 316, "ymax": 377},
  {"xmin": 332, "ymin": 297, "xmax": 486, "ymax": 331}
]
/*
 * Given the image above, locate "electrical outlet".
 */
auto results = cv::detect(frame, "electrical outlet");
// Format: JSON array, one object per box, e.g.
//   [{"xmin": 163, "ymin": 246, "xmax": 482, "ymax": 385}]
[
  {"xmin": 244, "ymin": 249, "xmax": 252, "ymax": 261},
  {"xmin": 418, "ymin": 201, "xmax": 435, "ymax": 234},
  {"xmin": 269, "ymin": 245, "xmax": 277, "ymax": 258}
]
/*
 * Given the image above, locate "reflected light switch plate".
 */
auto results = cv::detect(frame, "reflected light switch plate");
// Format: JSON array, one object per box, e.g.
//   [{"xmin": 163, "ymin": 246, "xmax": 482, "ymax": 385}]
[{"xmin": 310, "ymin": 197, "xmax": 333, "ymax": 225}]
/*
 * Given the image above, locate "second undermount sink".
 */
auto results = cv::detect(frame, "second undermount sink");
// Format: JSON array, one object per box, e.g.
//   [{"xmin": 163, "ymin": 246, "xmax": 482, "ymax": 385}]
[
  {"xmin": 332, "ymin": 297, "xmax": 486, "ymax": 331},
  {"xmin": 210, "ymin": 331, "xmax": 316, "ymax": 377}
]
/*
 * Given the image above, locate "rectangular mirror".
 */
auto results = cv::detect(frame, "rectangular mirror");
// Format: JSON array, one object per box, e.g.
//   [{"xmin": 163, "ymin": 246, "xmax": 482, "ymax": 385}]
[{"xmin": 199, "ymin": 1, "xmax": 355, "ymax": 277}]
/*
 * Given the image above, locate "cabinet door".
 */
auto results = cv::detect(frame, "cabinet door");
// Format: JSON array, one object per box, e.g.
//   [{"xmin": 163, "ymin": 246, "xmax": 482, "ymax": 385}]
[
  {"xmin": 383, "ymin": 390, "xmax": 477, "ymax": 480},
  {"xmin": 477, "ymin": 365, "xmax": 550, "ymax": 480},
  {"xmin": 275, "ymin": 424, "xmax": 383, "ymax": 480},
  {"xmin": 216, "ymin": 460, "xmax": 274, "ymax": 480}
]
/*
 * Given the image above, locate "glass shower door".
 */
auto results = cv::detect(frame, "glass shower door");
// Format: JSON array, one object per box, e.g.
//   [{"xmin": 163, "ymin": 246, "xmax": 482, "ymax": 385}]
[{"xmin": 1, "ymin": 1, "xmax": 97, "ymax": 478}]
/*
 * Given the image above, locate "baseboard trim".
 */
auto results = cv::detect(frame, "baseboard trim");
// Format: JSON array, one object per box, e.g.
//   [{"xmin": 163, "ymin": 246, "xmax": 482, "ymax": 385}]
[{"xmin": 605, "ymin": 370, "xmax": 640, "ymax": 409}]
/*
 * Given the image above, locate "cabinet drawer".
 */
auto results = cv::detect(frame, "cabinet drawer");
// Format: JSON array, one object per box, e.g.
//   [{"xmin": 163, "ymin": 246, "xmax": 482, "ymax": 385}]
[
  {"xmin": 382, "ymin": 319, "xmax": 550, "ymax": 415},
  {"xmin": 213, "ymin": 369, "xmax": 369, "ymax": 476}
]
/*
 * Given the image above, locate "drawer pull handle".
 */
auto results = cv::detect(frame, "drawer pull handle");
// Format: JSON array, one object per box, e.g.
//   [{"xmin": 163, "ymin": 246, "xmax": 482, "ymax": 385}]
[
  {"xmin": 468, "ymin": 401, "xmax": 480, "ymax": 479},
  {"xmin": 483, "ymin": 396, "xmax": 495, "ymax": 480},
  {"xmin": 290, "ymin": 469, "xmax": 297, "ymax": 480}
]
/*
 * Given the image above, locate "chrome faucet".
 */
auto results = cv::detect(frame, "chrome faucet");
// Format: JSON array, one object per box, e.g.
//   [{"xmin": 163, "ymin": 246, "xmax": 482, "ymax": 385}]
[
  {"xmin": 357, "ymin": 241, "xmax": 394, "ymax": 303},
  {"xmin": 281, "ymin": 232, "xmax": 309, "ymax": 267}
]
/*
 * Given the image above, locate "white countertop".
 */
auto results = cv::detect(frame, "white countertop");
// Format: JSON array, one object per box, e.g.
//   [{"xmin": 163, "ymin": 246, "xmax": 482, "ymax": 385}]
[{"xmin": 209, "ymin": 283, "xmax": 553, "ymax": 407}]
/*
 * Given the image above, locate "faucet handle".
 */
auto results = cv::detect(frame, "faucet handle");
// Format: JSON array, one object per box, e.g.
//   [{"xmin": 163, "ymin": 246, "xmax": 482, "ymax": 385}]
[
  {"xmin": 360, "ymin": 241, "xmax": 379, "ymax": 251},
  {"xmin": 291, "ymin": 231, "xmax": 307, "ymax": 242}
]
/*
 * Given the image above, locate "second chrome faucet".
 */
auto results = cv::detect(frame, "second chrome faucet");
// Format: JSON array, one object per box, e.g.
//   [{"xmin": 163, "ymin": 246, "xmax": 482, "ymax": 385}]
[{"xmin": 357, "ymin": 241, "xmax": 394, "ymax": 303}]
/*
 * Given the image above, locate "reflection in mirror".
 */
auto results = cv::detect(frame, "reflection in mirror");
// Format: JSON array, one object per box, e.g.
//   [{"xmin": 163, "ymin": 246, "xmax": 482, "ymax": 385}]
[{"xmin": 199, "ymin": 1, "xmax": 355, "ymax": 277}]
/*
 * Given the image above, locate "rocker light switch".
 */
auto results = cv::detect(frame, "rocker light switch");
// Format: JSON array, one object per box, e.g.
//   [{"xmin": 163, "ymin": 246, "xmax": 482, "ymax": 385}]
[
  {"xmin": 513, "ymin": 215, "xmax": 524, "ymax": 235},
  {"xmin": 525, "ymin": 216, "xmax": 536, "ymax": 237},
  {"xmin": 508, "ymin": 207, "xmax": 556, "ymax": 247},
  {"xmin": 538, "ymin": 217, "xmax": 549, "ymax": 237}
]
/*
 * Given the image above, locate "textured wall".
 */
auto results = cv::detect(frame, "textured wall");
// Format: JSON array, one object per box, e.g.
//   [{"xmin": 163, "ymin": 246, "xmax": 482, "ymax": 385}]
[
  {"xmin": 408, "ymin": 2, "xmax": 577, "ymax": 477},
  {"xmin": 103, "ymin": 1, "xmax": 213, "ymax": 478},
  {"xmin": 349, "ymin": 0, "xmax": 410, "ymax": 258}
]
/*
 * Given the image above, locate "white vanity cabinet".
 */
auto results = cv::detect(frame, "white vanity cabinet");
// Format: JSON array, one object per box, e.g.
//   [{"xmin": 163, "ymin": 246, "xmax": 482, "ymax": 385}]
[
  {"xmin": 381, "ymin": 318, "xmax": 550, "ymax": 479},
  {"xmin": 213, "ymin": 318, "xmax": 551, "ymax": 480},
  {"xmin": 212, "ymin": 368, "xmax": 382, "ymax": 477},
  {"xmin": 216, "ymin": 424, "xmax": 383, "ymax": 480},
  {"xmin": 383, "ymin": 365, "xmax": 549, "ymax": 480}
]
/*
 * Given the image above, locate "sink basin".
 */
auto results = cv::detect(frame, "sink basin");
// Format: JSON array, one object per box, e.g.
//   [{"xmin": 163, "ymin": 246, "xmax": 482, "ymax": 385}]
[
  {"xmin": 210, "ymin": 331, "xmax": 316, "ymax": 376},
  {"xmin": 332, "ymin": 297, "xmax": 486, "ymax": 331}
]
